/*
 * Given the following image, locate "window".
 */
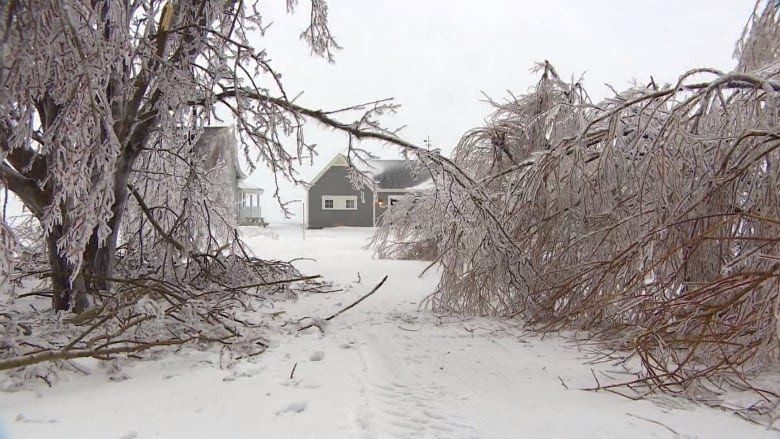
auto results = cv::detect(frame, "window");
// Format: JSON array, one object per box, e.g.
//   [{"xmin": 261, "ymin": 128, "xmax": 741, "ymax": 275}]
[{"xmin": 322, "ymin": 195, "xmax": 358, "ymax": 210}]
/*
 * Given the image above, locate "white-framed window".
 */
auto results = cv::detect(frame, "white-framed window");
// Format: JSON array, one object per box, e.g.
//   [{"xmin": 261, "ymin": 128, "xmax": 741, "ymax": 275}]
[{"xmin": 322, "ymin": 195, "xmax": 358, "ymax": 210}]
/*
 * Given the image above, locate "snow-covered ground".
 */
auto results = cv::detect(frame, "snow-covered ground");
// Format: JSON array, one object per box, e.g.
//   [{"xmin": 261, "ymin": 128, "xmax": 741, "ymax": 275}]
[{"xmin": 1, "ymin": 226, "xmax": 776, "ymax": 438}]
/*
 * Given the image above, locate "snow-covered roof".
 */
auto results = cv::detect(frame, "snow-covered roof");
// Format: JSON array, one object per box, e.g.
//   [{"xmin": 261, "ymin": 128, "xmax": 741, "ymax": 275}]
[
  {"xmin": 367, "ymin": 159, "xmax": 431, "ymax": 190},
  {"xmin": 404, "ymin": 178, "xmax": 435, "ymax": 192},
  {"xmin": 309, "ymin": 153, "xmax": 432, "ymax": 191},
  {"xmin": 238, "ymin": 179, "xmax": 263, "ymax": 193}
]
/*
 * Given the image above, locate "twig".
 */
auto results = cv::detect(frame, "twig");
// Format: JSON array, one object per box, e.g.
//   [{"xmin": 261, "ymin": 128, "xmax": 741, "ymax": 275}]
[
  {"xmin": 558, "ymin": 376, "xmax": 569, "ymax": 389},
  {"xmin": 226, "ymin": 274, "xmax": 321, "ymax": 291},
  {"xmin": 590, "ymin": 368, "xmax": 601, "ymax": 389},
  {"xmin": 308, "ymin": 288, "xmax": 343, "ymax": 294},
  {"xmin": 298, "ymin": 275, "xmax": 388, "ymax": 331},
  {"xmin": 625, "ymin": 413, "xmax": 679, "ymax": 435},
  {"xmin": 290, "ymin": 362, "xmax": 297, "ymax": 379},
  {"xmin": 15, "ymin": 291, "xmax": 53, "ymax": 299},
  {"xmin": 397, "ymin": 326, "xmax": 420, "ymax": 332}
]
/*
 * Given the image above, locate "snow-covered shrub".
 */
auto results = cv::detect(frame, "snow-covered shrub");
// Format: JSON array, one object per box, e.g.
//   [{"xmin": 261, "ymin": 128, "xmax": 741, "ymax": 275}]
[{"xmin": 0, "ymin": 253, "xmax": 318, "ymax": 386}]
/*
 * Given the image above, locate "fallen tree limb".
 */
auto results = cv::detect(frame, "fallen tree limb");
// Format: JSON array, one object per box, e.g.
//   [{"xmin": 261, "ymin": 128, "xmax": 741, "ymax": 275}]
[
  {"xmin": 223, "ymin": 275, "xmax": 322, "ymax": 291},
  {"xmin": 0, "ymin": 336, "xmax": 213, "ymax": 371},
  {"xmin": 298, "ymin": 275, "xmax": 388, "ymax": 332}
]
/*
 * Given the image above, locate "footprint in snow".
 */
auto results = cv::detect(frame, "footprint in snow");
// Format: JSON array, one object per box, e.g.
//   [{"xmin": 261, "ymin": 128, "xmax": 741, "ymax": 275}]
[
  {"xmin": 276, "ymin": 401, "xmax": 308, "ymax": 415},
  {"xmin": 15, "ymin": 414, "xmax": 59, "ymax": 424},
  {"xmin": 368, "ymin": 381, "xmax": 476, "ymax": 437}
]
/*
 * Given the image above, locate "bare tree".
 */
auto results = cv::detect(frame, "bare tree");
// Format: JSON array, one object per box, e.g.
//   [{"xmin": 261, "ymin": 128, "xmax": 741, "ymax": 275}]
[
  {"xmin": 0, "ymin": 0, "xmax": 398, "ymax": 311},
  {"xmin": 375, "ymin": 0, "xmax": 780, "ymax": 416}
]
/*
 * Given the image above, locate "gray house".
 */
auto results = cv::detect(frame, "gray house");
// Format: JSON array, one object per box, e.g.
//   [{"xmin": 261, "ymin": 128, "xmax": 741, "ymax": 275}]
[
  {"xmin": 306, "ymin": 153, "xmax": 431, "ymax": 228},
  {"xmin": 193, "ymin": 126, "xmax": 265, "ymax": 225}
]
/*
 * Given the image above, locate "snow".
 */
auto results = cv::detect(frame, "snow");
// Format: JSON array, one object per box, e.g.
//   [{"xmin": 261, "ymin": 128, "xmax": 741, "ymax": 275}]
[
  {"xmin": 1, "ymin": 225, "xmax": 776, "ymax": 438},
  {"xmin": 236, "ymin": 179, "xmax": 263, "ymax": 191},
  {"xmin": 405, "ymin": 179, "xmax": 436, "ymax": 192}
]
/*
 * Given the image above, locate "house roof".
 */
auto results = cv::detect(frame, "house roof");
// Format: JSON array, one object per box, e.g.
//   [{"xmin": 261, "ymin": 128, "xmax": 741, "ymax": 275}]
[
  {"xmin": 309, "ymin": 153, "xmax": 432, "ymax": 191},
  {"xmin": 368, "ymin": 159, "xmax": 431, "ymax": 190}
]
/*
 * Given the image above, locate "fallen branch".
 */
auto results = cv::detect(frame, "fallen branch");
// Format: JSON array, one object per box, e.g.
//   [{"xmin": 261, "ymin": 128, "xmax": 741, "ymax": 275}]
[
  {"xmin": 226, "ymin": 275, "xmax": 321, "ymax": 291},
  {"xmin": 298, "ymin": 275, "xmax": 388, "ymax": 332},
  {"xmin": 0, "ymin": 336, "xmax": 211, "ymax": 371}
]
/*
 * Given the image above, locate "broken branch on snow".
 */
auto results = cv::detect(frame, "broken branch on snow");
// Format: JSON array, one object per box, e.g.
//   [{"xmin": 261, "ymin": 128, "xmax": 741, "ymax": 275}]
[{"xmin": 298, "ymin": 275, "xmax": 389, "ymax": 332}]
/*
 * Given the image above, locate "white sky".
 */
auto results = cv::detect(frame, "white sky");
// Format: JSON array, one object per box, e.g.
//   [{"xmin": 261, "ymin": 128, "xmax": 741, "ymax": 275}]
[{"xmin": 246, "ymin": 0, "xmax": 757, "ymax": 222}]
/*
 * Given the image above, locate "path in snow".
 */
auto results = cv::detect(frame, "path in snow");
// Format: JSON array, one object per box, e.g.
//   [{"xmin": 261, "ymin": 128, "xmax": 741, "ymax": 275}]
[
  {"xmin": 245, "ymin": 226, "xmax": 779, "ymax": 439},
  {"xmin": 1, "ymin": 225, "xmax": 777, "ymax": 438}
]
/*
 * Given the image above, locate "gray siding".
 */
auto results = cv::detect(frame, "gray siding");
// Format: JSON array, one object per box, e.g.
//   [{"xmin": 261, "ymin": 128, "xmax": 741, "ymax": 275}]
[{"xmin": 308, "ymin": 166, "xmax": 374, "ymax": 228}]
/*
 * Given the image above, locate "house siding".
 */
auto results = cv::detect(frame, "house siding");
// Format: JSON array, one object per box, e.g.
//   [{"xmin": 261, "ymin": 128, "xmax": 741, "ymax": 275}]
[{"xmin": 308, "ymin": 166, "xmax": 374, "ymax": 228}]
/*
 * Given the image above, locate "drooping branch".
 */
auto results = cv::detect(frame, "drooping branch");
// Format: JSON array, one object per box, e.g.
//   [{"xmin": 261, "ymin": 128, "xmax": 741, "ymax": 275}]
[
  {"xmin": 373, "ymin": 3, "xmax": 780, "ymax": 416},
  {"xmin": 127, "ymin": 183, "xmax": 187, "ymax": 252}
]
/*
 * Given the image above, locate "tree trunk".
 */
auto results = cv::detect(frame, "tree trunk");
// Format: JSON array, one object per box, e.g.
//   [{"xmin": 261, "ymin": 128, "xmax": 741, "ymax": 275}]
[
  {"xmin": 47, "ymin": 225, "xmax": 90, "ymax": 312},
  {"xmin": 48, "ymin": 153, "xmax": 136, "ymax": 312}
]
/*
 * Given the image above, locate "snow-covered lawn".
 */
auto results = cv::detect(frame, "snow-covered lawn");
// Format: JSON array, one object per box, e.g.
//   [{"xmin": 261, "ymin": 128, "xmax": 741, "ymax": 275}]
[{"xmin": 1, "ymin": 225, "xmax": 775, "ymax": 438}]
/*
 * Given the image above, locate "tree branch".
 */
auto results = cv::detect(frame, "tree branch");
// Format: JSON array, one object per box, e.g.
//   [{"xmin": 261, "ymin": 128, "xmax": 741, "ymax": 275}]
[
  {"xmin": 298, "ymin": 275, "xmax": 388, "ymax": 331},
  {"xmin": 0, "ymin": 336, "xmax": 212, "ymax": 371},
  {"xmin": 0, "ymin": 162, "xmax": 47, "ymax": 216},
  {"xmin": 127, "ymin": 183, "xmax": 187, "ymax": 252}
]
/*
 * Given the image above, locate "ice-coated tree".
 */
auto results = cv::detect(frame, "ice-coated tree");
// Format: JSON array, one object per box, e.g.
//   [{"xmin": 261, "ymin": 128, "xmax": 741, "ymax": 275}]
[
  {"xmin": 374, "ymin": 0, "xmax": 779, "ymax": 406},
  {"xmin": 0, "ymin": 0, "xmax": 395, "ymax": 312}
]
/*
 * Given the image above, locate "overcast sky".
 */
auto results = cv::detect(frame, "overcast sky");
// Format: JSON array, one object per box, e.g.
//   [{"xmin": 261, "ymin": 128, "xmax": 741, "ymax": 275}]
[
  {"xmin": 247, "ymin": 0, "xmax": 757, "ymax": 222},
  {"xmin": 1, "ymin": 1, "xmax": 759, "ymax": 222}
]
